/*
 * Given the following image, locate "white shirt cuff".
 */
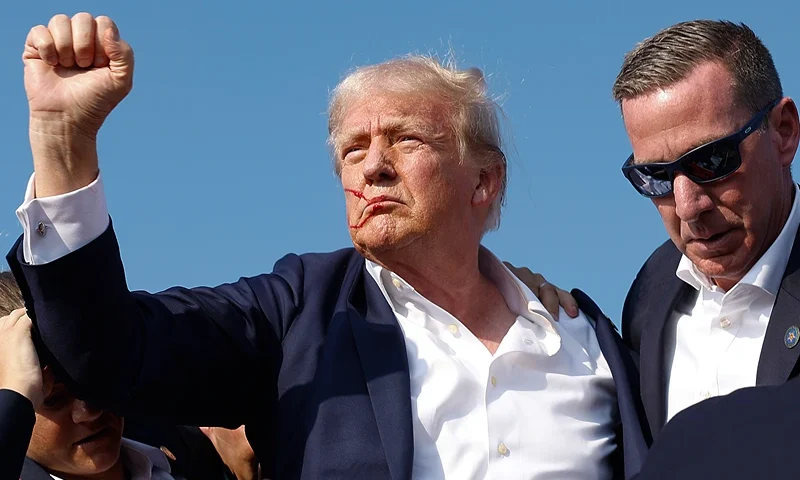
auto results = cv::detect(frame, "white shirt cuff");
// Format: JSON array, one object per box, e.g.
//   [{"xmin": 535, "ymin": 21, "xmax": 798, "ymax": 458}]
[{"xmin": 16, "ymin": 173, "xmax": 110, "ymax": 265}]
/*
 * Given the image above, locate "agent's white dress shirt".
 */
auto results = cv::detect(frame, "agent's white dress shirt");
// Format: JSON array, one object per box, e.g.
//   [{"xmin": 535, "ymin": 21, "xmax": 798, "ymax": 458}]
[{"xmin": 665, "ymin": 184, "xmax": 800, "ymax": 422}]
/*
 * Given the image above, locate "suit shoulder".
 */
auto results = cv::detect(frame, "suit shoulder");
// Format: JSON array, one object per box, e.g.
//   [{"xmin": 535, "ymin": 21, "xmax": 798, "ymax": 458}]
[
  {"xmin": 260, "ymin": 248, "xmax": 362, "ymax": 301},
  {"xmin": 270, "ymin": 248, "xmax": 361, "ymax": 284}
]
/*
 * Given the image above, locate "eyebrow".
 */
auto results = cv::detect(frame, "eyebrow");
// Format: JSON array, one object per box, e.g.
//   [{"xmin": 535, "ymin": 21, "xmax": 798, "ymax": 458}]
[{"xmin": 334, "ymin": 116, "xmax": 447, "ymax": 152}]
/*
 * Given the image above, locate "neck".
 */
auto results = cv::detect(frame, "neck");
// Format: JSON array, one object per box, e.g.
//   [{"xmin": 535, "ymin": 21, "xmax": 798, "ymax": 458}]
[
  {"xmin": 59, "ymin": 460, "xmax": 126, "ymax": 480},
  {"xmin": 372, "ymin": 238, "xmax": 488, "ymax": 321}
]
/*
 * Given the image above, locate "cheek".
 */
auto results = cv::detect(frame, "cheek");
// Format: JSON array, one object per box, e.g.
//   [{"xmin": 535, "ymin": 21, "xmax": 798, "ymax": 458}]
[
  {"xmin": 340, "ymin": 170, "xmax": 363, "ymax": 212},
  {"xmin": 28, "ymin": 414, "xmax": 74, "ymax": 462},
  {"xmin": 654, "ymin": 201, "xmax": 682, "ymax": 235}
]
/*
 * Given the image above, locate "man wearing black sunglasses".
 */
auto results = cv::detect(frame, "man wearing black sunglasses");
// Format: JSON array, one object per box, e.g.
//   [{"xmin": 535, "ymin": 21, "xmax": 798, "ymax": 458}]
[{"xmin": 613, "ymin": 17, "xmax": 800, "ymax": 466}]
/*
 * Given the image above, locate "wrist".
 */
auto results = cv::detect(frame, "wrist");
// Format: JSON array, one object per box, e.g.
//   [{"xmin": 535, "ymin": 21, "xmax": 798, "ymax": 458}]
[
  {"xmin": 0, "ymin": 380, "xmax": 40, "ymax": 410},
  {"xmin": 29, "ymin": 116, "xmax": 100, "ymax": 197}
]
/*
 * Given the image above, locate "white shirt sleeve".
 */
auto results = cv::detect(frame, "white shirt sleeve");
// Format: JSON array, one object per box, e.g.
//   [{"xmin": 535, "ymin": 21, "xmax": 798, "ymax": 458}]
[{"xmin": 15, "ymin": 173, "xmax": 110, "ymax": 265}]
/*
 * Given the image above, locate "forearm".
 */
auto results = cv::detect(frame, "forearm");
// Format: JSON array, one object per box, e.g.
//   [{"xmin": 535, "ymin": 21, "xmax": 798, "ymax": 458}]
[
  {"xmin": 29, "ymin": 116, "xmax": 99, "ymax": 197},
  {"xmin": 0, "ymin": 389, "xmax": 35, "ymax": 480},
  {"xmin": 8, "ymin": 226, "xmax": 283, "ymax": 425}
]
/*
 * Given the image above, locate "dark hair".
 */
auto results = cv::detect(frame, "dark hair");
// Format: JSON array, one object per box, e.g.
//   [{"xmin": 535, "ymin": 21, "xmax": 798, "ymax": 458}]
[
  {"xmin": 0, "ymin": 271, "xmax": 24, "ymax": 317},
  {"xmin": 613, "ymin": 20, "xmax": 782, "ymax": 116}
]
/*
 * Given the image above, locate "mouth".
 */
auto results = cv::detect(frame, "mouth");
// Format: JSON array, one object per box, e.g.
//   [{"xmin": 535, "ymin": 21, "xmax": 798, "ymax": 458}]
[
  {"xmin": 688, "ymin": 229, "xmax": 736, "ymax": 252},
  {"xmin": 75, "ymin": 426, "xmax": 116, "ymax": 447},
  {"xmin": 365, "ymin": 195, "xmax": 402, "ymax": 208}
]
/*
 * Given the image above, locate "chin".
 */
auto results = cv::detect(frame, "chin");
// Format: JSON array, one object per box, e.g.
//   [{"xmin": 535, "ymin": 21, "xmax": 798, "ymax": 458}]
[
  {"xmin": 74, "ymin": 440, "xmax": 123, "ymax": 472},
  {"xmin": 351, "ymin": 218, "xmax": 419, "ymax": 251},
  {"xmin": 690, "ymin": 253, "xmax": 751, "ymax": 283}
]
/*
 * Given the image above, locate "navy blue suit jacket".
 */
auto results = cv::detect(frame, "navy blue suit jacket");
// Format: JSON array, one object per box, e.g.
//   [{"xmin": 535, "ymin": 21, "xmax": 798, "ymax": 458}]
[
  {"xmin": 622, "ymin": 223, "xmax": 800, "ymax": 440},
  {"xmin": 635, "ymin": 373, "xmax": 800, "ymax": 479},
  {"xmin": 0, "ymin": 389, "xmax": 35, "ymax": 480},
  {"xmin": 7, "ymin": 224, "xmax": 647, "ymax": 479}
]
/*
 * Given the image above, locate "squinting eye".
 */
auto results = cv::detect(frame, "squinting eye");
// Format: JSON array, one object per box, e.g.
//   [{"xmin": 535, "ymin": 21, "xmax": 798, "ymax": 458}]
[
  {"xmin": 342, "ymin": 146, "xmax": 365, "ymax": 161},
  {"xmin": 397, "ymin": 135, "xmax": 421, "ymax": 143}
]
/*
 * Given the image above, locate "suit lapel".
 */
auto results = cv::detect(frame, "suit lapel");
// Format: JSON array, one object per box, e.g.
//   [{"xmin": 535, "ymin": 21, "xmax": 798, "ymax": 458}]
[
  {"xmin": 757, "ymin": 225, "xmax": 800, "ymax": 385},
  {"xmin": 573, "ymin": 289, "xmax": 649, "ymax": 478},
  {"xmin": 21, "ymin": 458, "xmax": 54, "ymax": 480},
  {"xmin": 342, "ymin": 255, "xmax": 413, "ymax": 480},
  {"xmin": 639, "ymin": 274, "xmax": 691, "ymax": 437}
]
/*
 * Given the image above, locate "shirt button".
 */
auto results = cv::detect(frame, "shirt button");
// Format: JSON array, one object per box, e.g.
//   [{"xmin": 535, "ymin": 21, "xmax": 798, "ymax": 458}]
[
  {"xmin": 498, "ymin": 442, "xmax": 509, "ymax": 456},
  {"xmin": 719, "ymin": 317, "xmax": 732, "ymax": 329},
  {"xmin": 491, "ymin": 376, "xmax": 497, "ymax": 387},
  {"xmin": 523, "ymin": 338, "xmax": 534, "ymax": 346},
  {"xmin": 700, "ymin": 390, "xmax": 711, "ymax": 399},
  {"xmin": 36, "ymin": 222, "xmax": 47, "ymax": 237},
  {"xmin": 448, "ymin": 324, "xmax": 459, "ymax": 336},
  {"xmin": 391, "ymin": 278, "xmax": 403, "ymax": 290}
]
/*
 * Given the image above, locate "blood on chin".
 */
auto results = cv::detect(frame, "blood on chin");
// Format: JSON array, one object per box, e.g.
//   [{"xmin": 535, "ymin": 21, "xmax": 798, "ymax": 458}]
[{"xmin": 349, "ymin": 204, "xmax": 391, "ymax": 229}]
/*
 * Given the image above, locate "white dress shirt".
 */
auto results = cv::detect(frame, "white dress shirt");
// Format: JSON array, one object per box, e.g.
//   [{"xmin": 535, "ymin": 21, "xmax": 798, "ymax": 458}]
[
  {"xmin": 367, "ymin": 252, "xmax": 617, "ymax": 480},
  {"xmin": 49, "ymin": 438, "xmax": 174, "ymax": 480},
  {"xmin": 665, "ymin": 184, "xmax": 800, "ymax": 422},
  {"xmin": 18, "ymin": 172, "xmax": 618, "ymax": 479}
]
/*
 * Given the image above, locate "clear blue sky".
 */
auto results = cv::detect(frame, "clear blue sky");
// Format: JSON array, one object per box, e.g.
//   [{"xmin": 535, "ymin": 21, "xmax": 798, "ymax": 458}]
[{"xmin": 2, "ymin": 0, "xmax": 799, "ymax": 324}]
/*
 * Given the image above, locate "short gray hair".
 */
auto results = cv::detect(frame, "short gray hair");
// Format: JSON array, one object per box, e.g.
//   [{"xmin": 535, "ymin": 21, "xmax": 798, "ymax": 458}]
[
  {"xmin": 328, "ymin": 54, "xmax": 507, "ymax": 233},
  {"xmin": 613, "ymin": 20, "xmax": 782, "ymax": 117}
]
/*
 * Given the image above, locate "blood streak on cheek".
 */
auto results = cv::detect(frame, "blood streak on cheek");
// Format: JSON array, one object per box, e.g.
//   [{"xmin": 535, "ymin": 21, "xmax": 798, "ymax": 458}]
[
  {"xmin": 344, "ymin": 189, "xmax": 366, "ymax": 200},
  {"xmin": 349, "ymin": 204, "xmax": 384, "ymax": 229},
  {"xmin": 345, "ymin": 188, "xmax": 384, "ymax": 229}
]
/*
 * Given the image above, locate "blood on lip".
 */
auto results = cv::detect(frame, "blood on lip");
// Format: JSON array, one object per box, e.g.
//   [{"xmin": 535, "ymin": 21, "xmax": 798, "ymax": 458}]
[{"xmin": 344, "ymin": 189, "xmax": 389, "ymax": 229}]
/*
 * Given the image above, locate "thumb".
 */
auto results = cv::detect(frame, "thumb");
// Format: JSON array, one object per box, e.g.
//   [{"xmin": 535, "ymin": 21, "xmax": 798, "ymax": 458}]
[{"xmin": 102, "ymin": 28, "xmax": 134, "ymax": 80}]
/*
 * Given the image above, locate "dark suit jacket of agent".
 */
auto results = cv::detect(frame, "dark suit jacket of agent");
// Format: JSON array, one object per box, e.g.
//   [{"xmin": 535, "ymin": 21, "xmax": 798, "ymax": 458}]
[
  {"xmin": 122, "ymin": 420, "xmax": 234, "ymax": 480},
  {"xmin": 622, "ymin": 222, "xmax": 800, "ymax": 440},
  {"xmin": 635, "ymin": 373, "xmax": 800, "ymax": 479},
  {"xmin": 0, "ymin": 389, "xmax": 35, "ymax": 480},
  {"xmin": 7, "ymin": 223, "xmax": 649, "ymax": 480}
]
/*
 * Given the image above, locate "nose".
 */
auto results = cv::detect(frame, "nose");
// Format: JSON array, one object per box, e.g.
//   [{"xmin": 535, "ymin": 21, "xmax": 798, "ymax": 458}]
[
  {"xmin": 71, "ymin": 399, "xmax": 104, "ymax": 424},
  {"xmin": 672, "ymin": 173, "xmax": 715, "ymax": 223},
  {"xmin": 362, "ymin": 139, "xmax": 396, "ymax": 185}
]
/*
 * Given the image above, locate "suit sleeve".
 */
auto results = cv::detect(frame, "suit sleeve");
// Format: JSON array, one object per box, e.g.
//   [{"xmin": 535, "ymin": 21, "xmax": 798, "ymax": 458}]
[
  {"xmin": 6, "ymin": 222, "xmax": 304, "ymax": 427},
  {"xmin": 0, "ymin": 389, "xmax": 35, "ymax": 480}
]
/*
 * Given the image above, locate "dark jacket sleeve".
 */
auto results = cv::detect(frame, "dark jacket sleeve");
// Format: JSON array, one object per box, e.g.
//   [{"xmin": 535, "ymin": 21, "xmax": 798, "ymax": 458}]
[
  {"xmin": 0, "ymin": 389, "xmax": 35, "ymax": 480},
  {"xmin": 6, "ymin": 223, "xmax": 305, "ymax": 427}
]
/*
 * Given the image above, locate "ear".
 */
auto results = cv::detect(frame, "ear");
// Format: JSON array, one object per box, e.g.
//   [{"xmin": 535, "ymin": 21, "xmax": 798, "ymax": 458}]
[
  {"xmin": 772, "ymin": 97, "xmax": 800, "ymax": 168},
  {"xmin": 472, "ymin": 162, "xmax": 504, "ymax": 207}
]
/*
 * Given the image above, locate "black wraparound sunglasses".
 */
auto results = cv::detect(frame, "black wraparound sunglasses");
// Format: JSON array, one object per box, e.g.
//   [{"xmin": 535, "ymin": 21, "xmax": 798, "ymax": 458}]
[{"xmin": 621, "ymin": 99, "xmax": 781, "ymax": 197}]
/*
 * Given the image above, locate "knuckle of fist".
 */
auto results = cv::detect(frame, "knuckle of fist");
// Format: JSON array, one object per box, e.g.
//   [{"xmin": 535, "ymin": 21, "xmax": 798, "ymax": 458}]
[{"xmin": 50, "ymin": 14, "xmax": 69, "ymax": 25}]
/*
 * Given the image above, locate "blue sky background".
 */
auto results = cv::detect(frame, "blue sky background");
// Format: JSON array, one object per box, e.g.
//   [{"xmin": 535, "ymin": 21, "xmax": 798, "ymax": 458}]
[{"xmin": 2, "ymin": 0, "xmax": 799, "ymax": 324}]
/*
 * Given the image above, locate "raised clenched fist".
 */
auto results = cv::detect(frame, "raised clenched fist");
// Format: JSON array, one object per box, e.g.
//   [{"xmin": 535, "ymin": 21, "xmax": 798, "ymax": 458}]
[
  {"xmin": 23, "ymin": 13, "xmax": 134, "ymax": 197},
  {"xmin": 24, "ymin": 13, "xmax": 133, "ymax": 135}
]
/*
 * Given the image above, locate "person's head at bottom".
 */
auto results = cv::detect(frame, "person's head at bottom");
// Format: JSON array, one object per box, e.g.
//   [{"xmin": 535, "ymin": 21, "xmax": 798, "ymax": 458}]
[{"xmin": 1, "ymin": 272, "xmax": 126, "ymax": 480}]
